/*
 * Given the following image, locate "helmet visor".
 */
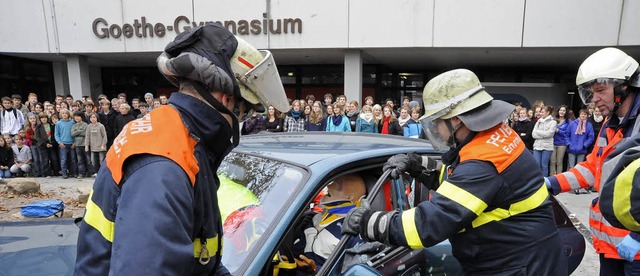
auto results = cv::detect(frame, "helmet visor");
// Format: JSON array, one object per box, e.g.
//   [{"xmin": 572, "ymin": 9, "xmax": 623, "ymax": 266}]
[
  {"xmin": 236, "ymin": 50, "xmax": 289, "ymax": 113},
  {"xmin": 577, "ymin": 78, "xmax": 624, "ymax": 105},
  {"xmin": 419, "ymin": 118, "xmax": 452, "ymax": 151}
]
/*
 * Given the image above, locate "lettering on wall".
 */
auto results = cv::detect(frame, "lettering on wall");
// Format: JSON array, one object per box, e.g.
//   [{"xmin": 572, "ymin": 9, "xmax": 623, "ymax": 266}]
[{"xmin": 92, "ymin": 13, "xmax": 302, "ymax": 39}]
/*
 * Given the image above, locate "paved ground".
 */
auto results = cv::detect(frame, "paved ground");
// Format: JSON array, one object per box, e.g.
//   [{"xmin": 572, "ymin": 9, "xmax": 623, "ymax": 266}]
[
  {"xmin": 0, "ymin": 177, "xmax": 603, "ymax": 275},
  {"xmin": 556, "ymin": 190, "xmax": 600, "ymax": 276}
]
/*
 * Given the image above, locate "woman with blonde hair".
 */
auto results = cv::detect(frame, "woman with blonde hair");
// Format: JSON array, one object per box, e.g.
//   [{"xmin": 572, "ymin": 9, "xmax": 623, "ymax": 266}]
[
  {"xmin": 355, "ymin": 105, "xmax": 377, "ymax": 133},
  {"xmin": 306, "ymin": 101, "xmax": 326, "ymax": 131},
  {"xmin": 372, "ymin": 104, "xmax": 383, "ymax": 125},
  {"xmin": 326, "ymin": 103, "xmax": 351, "ymax": 132},
  {"xmin": 284, "ymin": 100, "xmax": 306, "ymax": 132}
]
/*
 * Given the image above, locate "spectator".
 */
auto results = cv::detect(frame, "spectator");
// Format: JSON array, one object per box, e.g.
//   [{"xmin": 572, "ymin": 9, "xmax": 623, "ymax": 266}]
[
  {"xmin": 307, "ymin": 101, "xmax": 326, "ymax": 132},
  {"xmin": 114, "ymin": 103, "xmax": 136, "ymax": 137},
  {"xmin": 303, "ymin": 104, "xmax": 311, "ymax": 118},
  {"xmin": 323, "ymin": 93, "xmax": 333, "ymax": 112},
  {"xmin": 587, "ymin": 102, "xmax": 596, "ymax": 118},
  {"xmin": 513, "ymin": 109, "xmax": 534, "ymax": 151},
  {"xmin": 378, "ymin": 105, "xmax": 402, "ymax": 135},
  {"xmin": 24, "ymin": 113, "xmax": 43, "ymax": 177},
  {"xmin": 131, "ymin": 98, "xmax": 141, "ymax": 118},
  {"xmin": 71, "ymin": 111, "xmax": 90, "ymax": 178},
  {"xmin": 2, "ymin": 134, "xmax": 12, "ymax": 147},
  {"xmin": 532, "ymin": 105, "xmax": 557, "ymax": 176},
  {"xmin": 372, "ymin": 104, "xmax": 383, "ymax": 125},
  {"xmin": 144, "ymin": 92, "xmax": 154, "ymax": 110},
  {"xmin": 137, "ymin": 102, "xmax": 150, "ymax": 119},
  {"xmin": 364, "ymin": 96, "xmax": 374, "ymax": 107},
  {"xmin": 33, "ymin": 102, "xmax": 44, "ymax": 116},
  {"xmin": 152, "ymin": 99, "xmax": 162, "ymax": 109},
  {"xmin": 84, "ymin": 113, "xmax": 107, "ymax": 176},
  {"xmin": 55, "ymin": 109, "xmax": 76, "ymax": 179},
  {"xmin": 10, "ymin": 135, "xmax": 31, "ymax": 176},
  {"xmin": 403, "ymin": 107, "xmax": 422, "ymax": 138},
  {"xmin": 284, "ymin": 100, "xmax": 306, "ymax": 132},
  {"xmin": 385, "ymin": 98, "xmax": 400, "ymax": 118},
  {"xmin": 397, "ymin": 107, "xmax": 411, "ymax": 127},
  {"xmin": 355, "ymin": 105, "xmax": 377, "ymax": 133},
  {"xmin": 241, "ymin": 113, "xmax": 266, "ymax": 135},
  {"xmin": 12, "ymin": 94, "xmax": 29, "ymax": 115},
  {"xmin": 587, "ymin": 107, "xmax": 604, "ymax": 153},
  {"xmin": 117, "ymin": 93, "xmax": 127, "ymax": 104},
  {"xmin": 35, "ymin": 114, "xmax": 58, "ymax": 177},
  {"xmin": 0, "ymin": 137, "xmax": 13, "ymax": 179},
  {"xmin": 305, "ymin": 95, "xmax": 315, "ymax": 107},
  {"xmin": 550, "ymin": 105, "xmax": 571, "ymax": 175},
  {"xmin": 527, "ymin": 108, "xmax": 534, "ymax": 120},
  {"xmin": 98, "ymin": 99, "xmax": 117, "ymax": 149},
  {"xmin": 346, "ymin": 100, "xmax": 360, "ymax": 132},
  {"xmin": 567, "ymin": 109, "xmax": 595, "ymax": 169},
  {"xmin": 65, "ymin": 95, "xmax": 74, "ymax": 107},
  {"xmin": 60, "ymin": 101, "xmax": 70, "ymax": 112},
  {"xmin": 533, "ymin": 105, "xmax": 544, "ymax": 123},
  {"xmin": 26, "ymin": 92, "xmax": 38, "ymax": 113},
  {"xmin": 326, "ymin": 103, "xmax": 351, "ymax": 132},
  {"xmin": 264, "ymin": 105, "xmax": 284, "ymax": 132},
  {"xmin": 1, "ymin": 96, "xmax": 25, "ymax": 135},
  {"xmin": 159, "ymin": 95, "xmax": 169, "ymax": 105},
  {"xmin": 110, "ymin": 98, "xmax": 121, "ymax": 114},
  {"xmin": 336, "ymin": 95, "xmax": 347, "ymax": 106},
  {"xmin": 54, "ymin": 95, "xmax": 64, "ymax": 106}
]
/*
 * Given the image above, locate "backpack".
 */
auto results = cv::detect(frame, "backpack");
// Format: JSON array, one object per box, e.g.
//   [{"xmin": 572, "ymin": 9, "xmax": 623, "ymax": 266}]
[{"xmin": 20, "ymin": 200, "xmax": 65, "ymax": 218}]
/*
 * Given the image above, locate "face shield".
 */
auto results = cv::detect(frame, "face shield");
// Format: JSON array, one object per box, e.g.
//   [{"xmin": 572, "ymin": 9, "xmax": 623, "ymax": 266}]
[{"xmin": 577, "ymin": 78, "xmax": 624, "ymax": 105}]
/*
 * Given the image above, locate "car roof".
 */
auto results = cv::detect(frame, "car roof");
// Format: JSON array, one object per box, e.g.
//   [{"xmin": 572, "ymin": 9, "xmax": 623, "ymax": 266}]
[{"xmin": 234, "ymin": 132, "xmax": 438, "ymax": 166}]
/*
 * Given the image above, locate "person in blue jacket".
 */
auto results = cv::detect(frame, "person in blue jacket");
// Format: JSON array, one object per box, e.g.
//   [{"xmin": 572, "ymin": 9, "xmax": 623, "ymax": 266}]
[
  {"xmin": 567, "ymin": 109, "xmax": 595, "ymax": 169},
  {"xmin": 54, "ymin": 109, "xmax": 76, "ymax": 178},
  {"xmin": 550, "ymin": 105, "xmax": 571, "ymax": 175},
  {"xmin": 355, "ymin": 105, "xmax": 377, "ymax": 133},
  {"xmin": 74, "ymin": 23, "xmax": 288, "ymax": 275},
  {"xmin": 326, "ymin": 103, "xmax": 351, "ymax": 132},
  {"xmin": 403, "ymin": 107, "xmax": 422, "ymax": 138}
]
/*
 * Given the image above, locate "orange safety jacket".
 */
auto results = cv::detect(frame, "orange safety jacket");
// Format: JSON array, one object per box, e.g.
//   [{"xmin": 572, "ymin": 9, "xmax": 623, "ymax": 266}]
[{"xmin": 549, "ymin": 112, "xmax": 640, "ymax": 259}]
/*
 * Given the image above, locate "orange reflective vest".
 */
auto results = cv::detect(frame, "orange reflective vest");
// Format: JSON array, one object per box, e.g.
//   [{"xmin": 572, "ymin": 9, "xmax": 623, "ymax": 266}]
[{"xmin": 553, "ymin": 117, "xmax": 640, "ymax": 259}]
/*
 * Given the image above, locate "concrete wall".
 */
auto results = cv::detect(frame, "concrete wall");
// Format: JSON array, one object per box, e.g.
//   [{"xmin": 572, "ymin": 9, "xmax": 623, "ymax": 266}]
[{"xmin": 0, "ymin": 0, "xmax": 636, "ymax": 53}]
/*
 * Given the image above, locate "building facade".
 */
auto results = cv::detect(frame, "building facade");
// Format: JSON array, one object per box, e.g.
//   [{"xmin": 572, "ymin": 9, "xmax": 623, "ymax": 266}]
[{"xmin": 1, "ymin": 0, "xmax": 639, "ymax": 110}]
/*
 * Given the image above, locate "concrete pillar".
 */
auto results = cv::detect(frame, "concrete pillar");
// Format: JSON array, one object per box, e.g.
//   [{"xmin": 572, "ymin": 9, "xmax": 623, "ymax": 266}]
[
  {"xmin": 66, "ymin": 55, "xmax": 91, "ymax": 100},
  {"xmin": 52, "ymin": 62, "xmax": 69, "ymax": 97},
  {"xmin": 344, "ymin": 49, "xmax": 363, "ymax": 103}
]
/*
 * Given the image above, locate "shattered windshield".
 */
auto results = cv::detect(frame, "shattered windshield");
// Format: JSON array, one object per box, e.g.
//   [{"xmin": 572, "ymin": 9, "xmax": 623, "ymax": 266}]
[{"xmin": 218, "ymin": 152, "xmax": 306, "ymax": 273}]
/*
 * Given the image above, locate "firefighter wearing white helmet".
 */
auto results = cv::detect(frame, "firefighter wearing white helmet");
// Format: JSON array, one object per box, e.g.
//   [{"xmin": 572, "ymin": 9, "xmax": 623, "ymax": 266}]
[
  {"xmin": 547, "ymin": 48, "xmax": 640, "ymax": 273},
  {"xmin": 343, "ymin": 69, "xmax": 566, "ymax": 275},
  {"xmin": 75, "ymin": 23, "xmax": 287, "ymax": 275}
]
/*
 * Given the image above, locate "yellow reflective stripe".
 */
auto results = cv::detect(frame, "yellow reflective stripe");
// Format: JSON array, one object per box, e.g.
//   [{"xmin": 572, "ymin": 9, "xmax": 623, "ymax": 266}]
[
  {"xmin": 436, "ymin": 181, "xmax": 488, "ymax": 216},
  {"xmin": 193, "ymin": 236, "xmax": 221, "ymax": 258},
  {"xmin": 614, "ymin": 158, "xmax": 640, "ymax": 232},
  {"xmin": 84, "ymin": 190, "xmax": 115, "ymax": 242},
  {"xmin": 401, "ymin": 208, "xmax": 423, "ymax": 249},
  {"xmin": 472, "ymin": 183, "xmax": 548, "ymax": 228},
  {"xmin": 438, "ymin": 164, "xmax": 446, "ymax": 182}
]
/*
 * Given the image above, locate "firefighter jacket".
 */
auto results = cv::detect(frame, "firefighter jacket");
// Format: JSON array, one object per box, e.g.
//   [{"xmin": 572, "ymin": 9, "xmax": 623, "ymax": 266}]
[
  {"xmin": 74, "ymin": 93, "xmax": 234, "ymax": 275},
  {"xmin": 387, "ymin": 122, "xmax": 566, "ymax": 275},
  {"xmin": 547, "ymin": 94, "xmax": 640, "ymax": 259}
]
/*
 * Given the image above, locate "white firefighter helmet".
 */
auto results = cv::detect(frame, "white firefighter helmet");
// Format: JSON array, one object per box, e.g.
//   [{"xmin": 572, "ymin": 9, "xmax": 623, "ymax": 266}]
[
  {"xmin": 231, "ymin": 37, "xmax": 289, "ymax": 113},
  {"xmin": 576, "ymin": 47, "xmax": 640, "ymax": 105},
  {"xmin": 419, "ymin": 69, "xmax": 514, "ymax": 150}
]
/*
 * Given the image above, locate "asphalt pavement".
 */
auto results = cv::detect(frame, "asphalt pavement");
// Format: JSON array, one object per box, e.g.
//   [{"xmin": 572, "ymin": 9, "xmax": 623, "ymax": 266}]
[{"xmin": 556, "ymin": 190, "xmax": 600, "ymax": 275}]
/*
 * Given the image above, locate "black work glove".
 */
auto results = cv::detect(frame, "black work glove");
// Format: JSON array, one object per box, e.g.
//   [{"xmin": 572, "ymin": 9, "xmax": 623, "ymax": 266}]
[
  {"xmin": 341, "ymin": 199, "xmax": 397, "ymax": 245},
  {"xmin": 383, "ymin": 153, "xmax": 436, "ymax": 179}
]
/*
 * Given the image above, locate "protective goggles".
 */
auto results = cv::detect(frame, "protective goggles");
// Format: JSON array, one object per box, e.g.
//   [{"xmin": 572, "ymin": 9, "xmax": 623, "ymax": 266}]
[{"xmin": 577, "ymin": 78, "xmax": 624, "ymax": 105}]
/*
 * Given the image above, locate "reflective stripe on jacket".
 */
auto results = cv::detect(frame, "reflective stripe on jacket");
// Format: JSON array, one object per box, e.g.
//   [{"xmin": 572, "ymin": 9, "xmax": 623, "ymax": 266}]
[{"xmin": 388, "ymin": 122, "xmax": 565, "ymax": 275}]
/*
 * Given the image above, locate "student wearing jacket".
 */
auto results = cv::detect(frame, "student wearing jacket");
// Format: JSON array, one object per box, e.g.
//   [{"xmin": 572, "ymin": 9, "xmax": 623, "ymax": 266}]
[
  {"xmin": 343, "ymin": 69, "xmax": 565, "ymax": 275},
  {"xmin": 513, "ymin": 108, "xmax": 535, "ymax": 150},
  {"xmin": 550, "ymin": 105, "xmax": 571, "ymax": 175},
  {"xmin": 532, "ymin": 105, "xmax": 557, "ymax": 177},
  {"xmin": 74, "ymin": 23, "xmax": 289, "ymax": 275},
  {"xmin": 355, "ymin": 105, "xmax": 377, "ymax": 133},
  {"xmin": 566, "ymin": 109, "xmax": 595, "ymax": 169},
  {"xmin": 403, "ymin": 107, "xmax": 422, "ymax": 138},
  {"xmin": 546, "ymin": 48, "xmax": 640, "ymax": 274},
  {"xmin": 378, "ymin": 105, "xmax": 403, "ymax": 135},
  {"xmin": 326, "ymin": 103, "xmax": 351, "ymax": 132}
]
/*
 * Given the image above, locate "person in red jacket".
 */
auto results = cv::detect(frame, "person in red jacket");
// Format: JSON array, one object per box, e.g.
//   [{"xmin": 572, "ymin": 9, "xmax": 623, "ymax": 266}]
[{"xmin": 545, "ymin": 47, "xmax": 640, "ymax": 274}]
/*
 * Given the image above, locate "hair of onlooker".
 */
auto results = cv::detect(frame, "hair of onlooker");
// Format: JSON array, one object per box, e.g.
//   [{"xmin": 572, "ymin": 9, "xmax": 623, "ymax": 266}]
[
  {"xmin": 309, "ymin": 101, "xmax": 324, "ymax": 124},
  {"xmin": 11, "ymin": 94, "xmax": 21, "ymax": 100}
]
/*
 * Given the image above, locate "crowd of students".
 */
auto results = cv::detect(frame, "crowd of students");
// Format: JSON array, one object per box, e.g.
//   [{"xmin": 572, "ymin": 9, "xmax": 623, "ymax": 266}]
[
  {"xmin": 509, "ymin": 100, "xmax": 603, "ymax": 192},
  {"xmin": 0, "ymin": 92, "xmax": 161, "ymax": 179},
  {"xmin": 241, "ymin": 93, "xmax": 424, "ymax": 138}
]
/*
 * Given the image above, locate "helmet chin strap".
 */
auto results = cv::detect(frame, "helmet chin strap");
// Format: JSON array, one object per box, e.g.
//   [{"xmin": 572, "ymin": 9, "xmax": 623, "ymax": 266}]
[{"xmin": 191, "ymin": 81, "xmax": 240, "ymax": 147}]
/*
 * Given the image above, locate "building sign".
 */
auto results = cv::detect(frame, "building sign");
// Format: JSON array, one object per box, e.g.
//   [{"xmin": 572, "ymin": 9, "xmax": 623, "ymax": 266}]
[{"xmin": 92, "ymin": 14, "xmax": 302, "ymax": 39}]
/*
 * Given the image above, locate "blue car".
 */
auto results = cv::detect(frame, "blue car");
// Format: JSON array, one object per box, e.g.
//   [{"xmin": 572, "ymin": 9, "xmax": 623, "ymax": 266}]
[{"xmin": 0, "ymin": 132, "xmax": 584, "ymax": 275}]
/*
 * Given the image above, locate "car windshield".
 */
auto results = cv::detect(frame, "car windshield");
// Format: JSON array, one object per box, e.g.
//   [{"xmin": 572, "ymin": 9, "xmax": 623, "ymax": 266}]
[{"xmin": 218, "ymin": 152, "xmax": 306, "ymax": 273}]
